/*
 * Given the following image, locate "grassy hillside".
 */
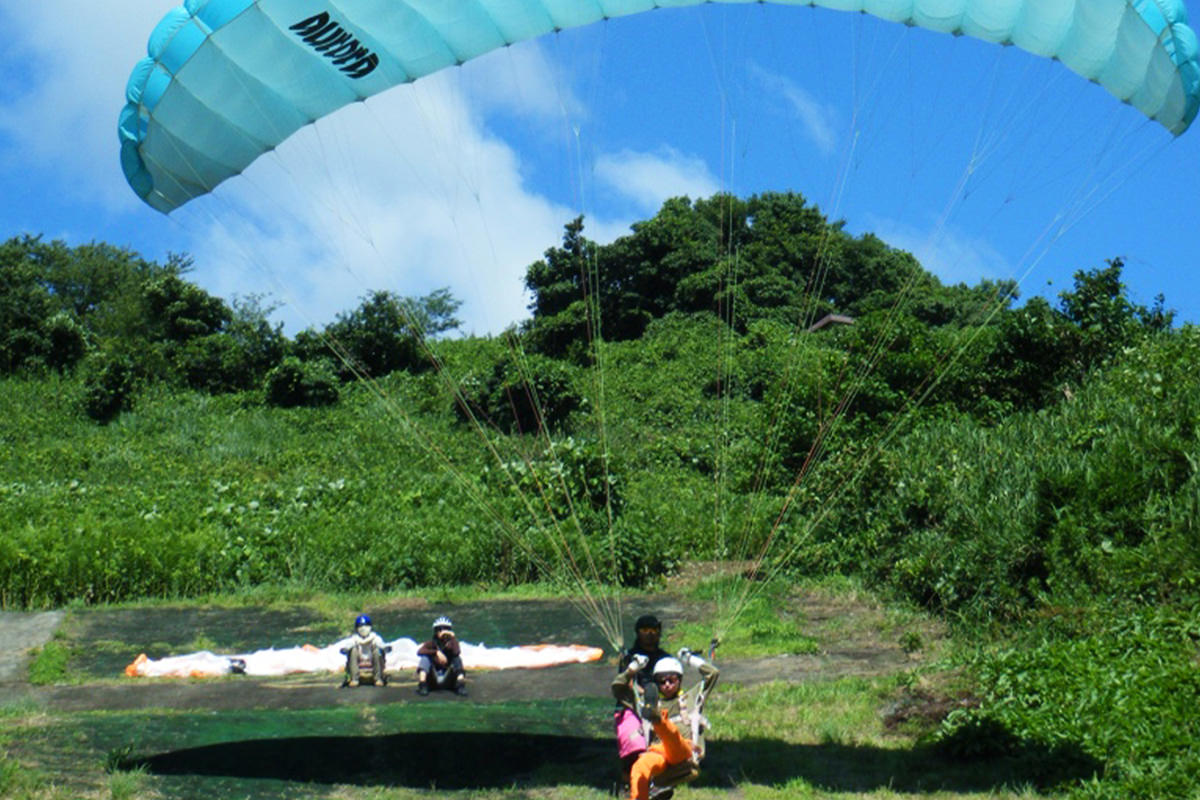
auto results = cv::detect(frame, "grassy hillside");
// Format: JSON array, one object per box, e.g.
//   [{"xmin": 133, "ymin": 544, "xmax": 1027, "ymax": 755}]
[{"xmin": 4, "ymin": 318, "xmax": 1199, "ymax": 621}]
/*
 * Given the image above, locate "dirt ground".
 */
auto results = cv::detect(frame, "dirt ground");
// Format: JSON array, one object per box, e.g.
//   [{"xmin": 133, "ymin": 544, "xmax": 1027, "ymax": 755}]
[
  {"xmin": 0, "ymin": 610, "xmax": 63, "ymax": 683},
  {"xmin": 0, "ymin": 590, "xmax": 941, "ymax": 713}
]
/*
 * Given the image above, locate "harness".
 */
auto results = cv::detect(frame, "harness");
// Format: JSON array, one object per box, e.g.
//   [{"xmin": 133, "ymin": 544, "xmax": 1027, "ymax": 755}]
[{"xmin": 638, "ymin": 679, "xmax": 711, "ymax": 764}]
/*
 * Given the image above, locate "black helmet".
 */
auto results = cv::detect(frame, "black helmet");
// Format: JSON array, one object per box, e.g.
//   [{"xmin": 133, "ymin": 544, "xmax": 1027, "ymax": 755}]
[{"xmin": 634, "ymin": 614, "xmax": 661, "ymax": 631}]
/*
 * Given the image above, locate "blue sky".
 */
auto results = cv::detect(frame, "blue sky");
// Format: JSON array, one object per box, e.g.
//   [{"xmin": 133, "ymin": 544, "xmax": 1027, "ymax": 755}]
[{"xmin": 2, "ymin": 1, "xmax": 1198, "ymax": 335}]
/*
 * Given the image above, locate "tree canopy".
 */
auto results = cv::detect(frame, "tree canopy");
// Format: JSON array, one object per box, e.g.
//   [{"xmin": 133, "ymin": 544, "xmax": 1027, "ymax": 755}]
[{"xmin": 0, "ymin": 194, "xmax": 1176, "ymax": 430}]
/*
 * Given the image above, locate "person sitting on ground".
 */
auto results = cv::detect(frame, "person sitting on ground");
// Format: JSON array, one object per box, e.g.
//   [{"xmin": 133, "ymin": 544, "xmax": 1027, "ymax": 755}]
[
  {"xmin": 614, "ymin": 614, "xmax": 671, "ymax": 773},
  {"xmin": 612, "ymin": 648, "xmax": 720, "ymax": 800},
  {"xmin": 336, "ymin": 613, "xmax": 389, "ymax": 687},
  {"xmin": 415, "ymin": 615, "xmax": 467, "ymax": 696}
]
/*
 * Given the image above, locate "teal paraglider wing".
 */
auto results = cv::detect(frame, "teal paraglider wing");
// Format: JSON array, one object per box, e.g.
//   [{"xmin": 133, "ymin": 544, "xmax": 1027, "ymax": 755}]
[{"xmin": 120, "ymin": 0, "xmax": 1200, "ymax": 213}]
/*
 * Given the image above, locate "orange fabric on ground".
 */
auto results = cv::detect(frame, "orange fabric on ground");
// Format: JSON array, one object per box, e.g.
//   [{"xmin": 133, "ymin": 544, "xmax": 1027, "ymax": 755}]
[
  {"xmin": 123, "ymin": 653, "xmax": 148, "ymax": 677},
  {"xmin": 628, "ymin": 711, "xmax": 694, "ymax": 800}
]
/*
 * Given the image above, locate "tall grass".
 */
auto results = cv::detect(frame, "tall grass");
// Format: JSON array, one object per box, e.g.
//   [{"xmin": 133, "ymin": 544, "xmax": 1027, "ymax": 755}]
[
  {"xmin": 4, "ymin": 326, "xmax": 1199, "ymax": 626},
  {"xmin": 802, "ymin": 327, "xmax": 1200, "ymax": 623},
  {"xmin": 936, "ymin": 604, "xmax": 1200, "ymax": 799}
]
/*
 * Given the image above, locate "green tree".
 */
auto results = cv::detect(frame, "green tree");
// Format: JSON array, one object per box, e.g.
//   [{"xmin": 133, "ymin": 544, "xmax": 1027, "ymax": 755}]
[
  {"xmin": 332, "ymin": 288, "xmax": 420, "ymax": 378},
  {"xmin": 523, "ymin": 217, "xmax": 601, "ymax": 360},
  {"xmin": 1, "ymin": 246, "xmax": 59, "ymax": 373},
  {"xmin": 987, "ymin": 296, "xmax": 1072, "ymax": 410},
  {"xmin": 41, "ymin": 312, "xmax": 89, "ymax": 372},
  {"xmin": 142, "ymin": 271, "xmax": 231, "ymax": 344},
  {"xmin": 406, "ymin": 286, "xmax": 463, "ymax": 337},
  {"xmin": 174, "ymin": 334, "xmax": 257, "ymax": 393},
  {"xmin": 1057, "ymin": 257, "xmax": 1173, "ymax": 377},
  {"xmin": 3, "ymin": 236, "xmax": 181, "ymax": 343},
  {"xmin": 301, "ymin": 289, "xmax": 443, "ymax": 380},
  {"xmin": 221, "ymin": 293, "xmax": 288, "ymax": 387},
  {"xmin": 523, "ymin": 193, "xmax": 1012, "ymax": 362},
  {"xmin": 0, "ymin": 237, "xmax": 93, "ymax": 374}
]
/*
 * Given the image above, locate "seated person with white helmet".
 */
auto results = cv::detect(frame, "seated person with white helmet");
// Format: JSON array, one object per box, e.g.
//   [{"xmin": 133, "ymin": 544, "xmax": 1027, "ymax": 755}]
[
  {"xmin": 415, "ymin": 616, "xmax": 467, "ymax": 696},
  {"xmin": 611, "ymin": 646, "xmax": 719, "ymax": 800}
]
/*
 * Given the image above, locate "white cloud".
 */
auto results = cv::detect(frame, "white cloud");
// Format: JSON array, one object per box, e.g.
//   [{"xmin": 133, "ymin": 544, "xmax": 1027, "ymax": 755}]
[
  {"xmin": 461, "ymin": 39, "xmax": 586, "ymax": 124},
  {"xmin": 176, "ymin": 69, "xmax": 580, "ymax": 336},
  {"xmin": 748, "ymin": 62, "xmax": 839, "ymax": 157},
  {"xmin": 865, "ymin": 214, "xmax": 1011, "ymax": 287},
  {"xmin": 0, "ymin": 1, "xmax": 178, "ymax": 214},
  {"xmin": 593, "ymin": 147, "xmax": 720, "ymax": 214}
]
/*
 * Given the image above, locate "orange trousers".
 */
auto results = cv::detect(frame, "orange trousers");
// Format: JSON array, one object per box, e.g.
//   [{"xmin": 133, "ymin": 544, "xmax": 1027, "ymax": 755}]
[{"xmin": 628, "ymin": 711, "xmax": 694, "ymax": 800}]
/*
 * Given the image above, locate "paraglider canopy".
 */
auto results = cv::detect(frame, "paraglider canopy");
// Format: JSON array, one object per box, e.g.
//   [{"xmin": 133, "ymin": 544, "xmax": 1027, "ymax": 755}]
[{"xmin": 120, "ymin": 0, "xmax": 1200, "ymax": 214}]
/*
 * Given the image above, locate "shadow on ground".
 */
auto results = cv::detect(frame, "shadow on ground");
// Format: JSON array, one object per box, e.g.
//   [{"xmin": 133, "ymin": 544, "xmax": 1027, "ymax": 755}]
[{"xmin": 130, "ymin": 730, "xmax": 1100, "ymax": 794}]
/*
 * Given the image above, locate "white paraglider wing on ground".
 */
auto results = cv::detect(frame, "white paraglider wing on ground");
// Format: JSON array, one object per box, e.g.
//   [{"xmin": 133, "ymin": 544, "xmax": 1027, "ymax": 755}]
[{"xmin": 124, "ymin": 637, "xmax": 604, "ymax": 678}]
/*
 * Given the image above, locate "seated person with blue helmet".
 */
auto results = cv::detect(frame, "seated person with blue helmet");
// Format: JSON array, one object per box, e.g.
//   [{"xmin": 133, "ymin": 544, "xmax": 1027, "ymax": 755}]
[{"xmin": 336, "ymin": 613, "xmax": 389, "ymax": 687}]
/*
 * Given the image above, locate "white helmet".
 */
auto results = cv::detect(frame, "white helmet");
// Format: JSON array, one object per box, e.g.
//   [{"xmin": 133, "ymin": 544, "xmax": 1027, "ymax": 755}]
[
  {"xmin": 433, "ymin": 616, "xmax": 453, "ymax": 631},
  {"xmin": 652, "ymin": 656, "xmax": 683, "ymax": 677}
]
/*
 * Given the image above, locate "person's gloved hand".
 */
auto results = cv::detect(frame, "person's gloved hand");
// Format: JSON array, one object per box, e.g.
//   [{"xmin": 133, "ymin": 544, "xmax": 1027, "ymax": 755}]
[
  {"xmin": 629, "ymin": 653, "xmax": 650, "ymax": 673},
  {"xmin": 678, "ymin": 647, "xmax": 705, "ymax": 668}
]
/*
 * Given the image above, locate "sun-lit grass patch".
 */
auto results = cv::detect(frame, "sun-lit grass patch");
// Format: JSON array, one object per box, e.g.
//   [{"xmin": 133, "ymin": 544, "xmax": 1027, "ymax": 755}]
[
  {"xmin": 0, "ymin": 755, "xmax": 54, "ymax": 800},
  {"xmin": 714, "ymin": 677, "xmax": 901, "ymax": 746},
  {"xmin": 27, "ymin": 640, "xmax": 70, "ymax": 685},
  {"xmin": 107, "ymin": 766, "xmax": 154, "ymax": 800},
  {"xmin": 674, "ymin": 576, "xmax": 821, "ymax": 657}
]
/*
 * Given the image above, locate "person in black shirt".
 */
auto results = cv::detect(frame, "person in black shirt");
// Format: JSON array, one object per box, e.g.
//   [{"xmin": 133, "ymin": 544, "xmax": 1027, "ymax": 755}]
[{"xmin": 614, "ymin": 614, "xmax": 670, "ymax": 774}]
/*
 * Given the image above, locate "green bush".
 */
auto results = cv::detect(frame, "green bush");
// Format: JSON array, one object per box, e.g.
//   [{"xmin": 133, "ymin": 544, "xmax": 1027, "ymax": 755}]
[
  {"xmin": 794, "ymin": 327, "xmax": 1200, "ymax": 622},
  {"xmin": 142, "ymin": 273, "xmax": 230, "ymax": 343},
  {"xmin": 264, "ymin": 357, "xmax": 339, "ymax": 408},
  {"xmin": 454, "ymin": 350, "xmax": 583, "ymax": 435},
  {"xmin": 315, "ymin": 290, "xmax": 426, "ymax": 380},
  {"xmin": 175, "ymin": 333, "xmax": 257, "ymax": 393},
  {"xmin": 937, "ymin": 606, "xmax": 1200, "ymax": 799},
  {"xmin": 80, "ymin": 351, "xmax": 138, "ymax": 423},
  {"xmin": 42, "ymin": 311, "xmax": 89, "ymax": 372}
]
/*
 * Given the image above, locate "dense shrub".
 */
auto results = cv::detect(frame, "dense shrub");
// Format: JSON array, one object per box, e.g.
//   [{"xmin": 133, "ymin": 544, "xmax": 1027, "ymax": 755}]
[
  {"xmin": 175, "ymin": 333, "xmax": 258, "ymax": 393},
  {"xmin": 79, "ymin": 351, "xmax": 138, "ymax": 423},
  {"xmin": 0, "ymin": 310, "xmax": 89, "ymax": 375},
  {"xmin": 474, "ymin": 436, "xmax": 668, "ymax": 585},
  {"xmin": 0, "ymin": 270, "xmax": 88, "ymax": 375},
  {"xmin": 224, "ymin": 293, "xmax": 288, "ymax": 381},
  {"xmin": 142, "ymin": 273, "xmax": 230, "ymax": 343},
  {"xmin": 298, "ymin": 290, "xmax": 430, "ymax": 381},
  {"xmin": 264, "ymin": 356, "xmax": 339, "ymax": 408},
  {"xmin": 798, "ymin": 327, "xmax": 1200, "ymax": 621},
  {"xmin": 42, "ymin": 311, "xmax": 89, "ymax": 372},
  {"xmin": 936, "ymin": 606, "xmax": 1200, "ymax": 799},
  {"xmin": 454, "ymin": 349, "xmax": 583, "ymax": 435}
]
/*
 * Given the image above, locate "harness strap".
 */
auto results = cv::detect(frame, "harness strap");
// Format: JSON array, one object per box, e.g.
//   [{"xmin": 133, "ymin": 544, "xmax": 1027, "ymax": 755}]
[
  {"xmin": 636, "ymin": 673, "xmax": 712, "ymax": 763},
  {"xmin": 686, "ymin": 684, "xmax": 708, "ymax": 763}
]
